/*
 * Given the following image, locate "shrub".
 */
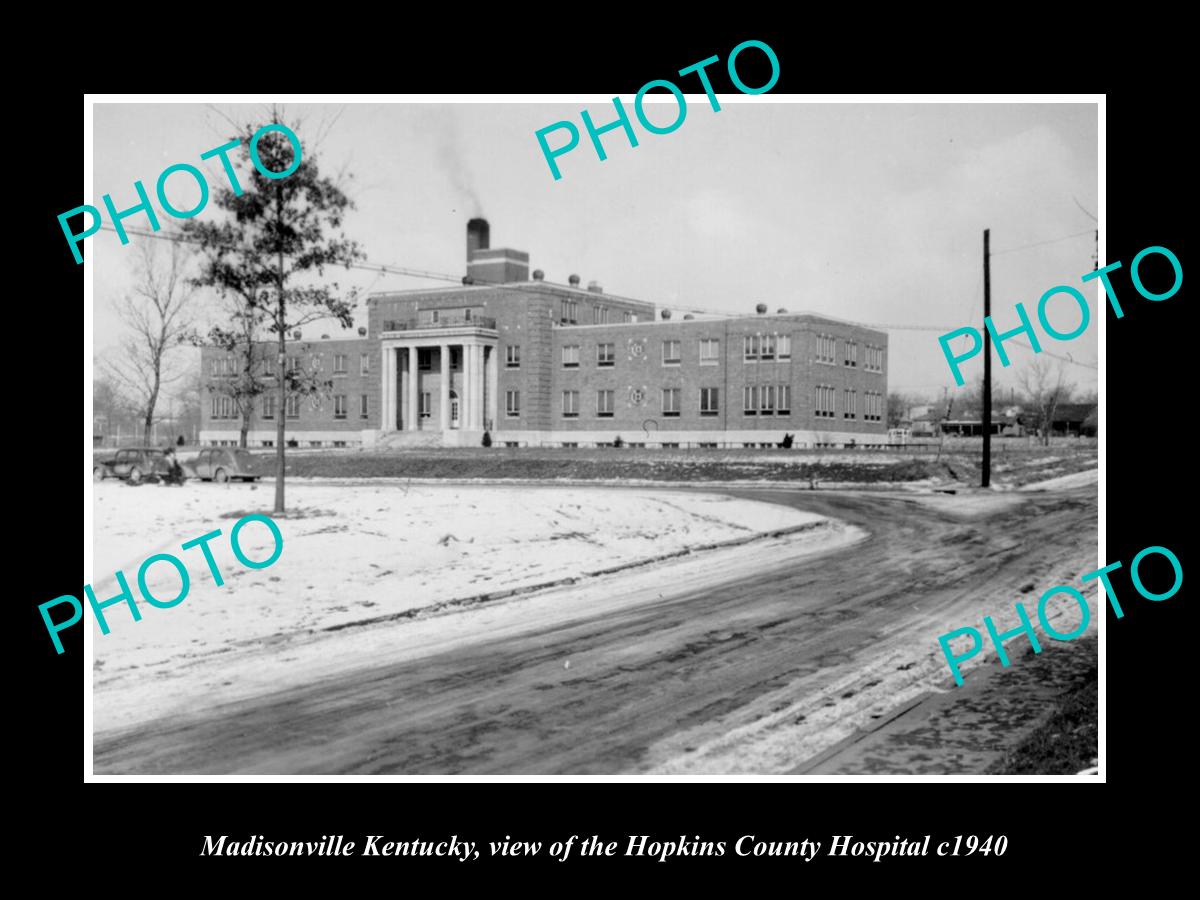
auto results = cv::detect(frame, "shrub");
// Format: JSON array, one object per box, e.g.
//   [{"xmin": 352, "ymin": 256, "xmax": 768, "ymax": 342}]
[
  {"xmin": 482, "ymin": 430, "xmax": 493, "ymax": 447},
  {"xmin": 613, "ymin": 435, "xmax": 624, "ymax": 448},
  {"xmin": 778, "ymin": 432, "xmax": 794, "ymax": 449}
]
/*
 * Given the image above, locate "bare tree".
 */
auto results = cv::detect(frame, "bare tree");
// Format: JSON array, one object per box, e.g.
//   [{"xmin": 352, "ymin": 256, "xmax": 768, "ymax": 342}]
[
  {"xmin": 886, "ymin": 392, "xmax": 914, "ymax": 430},
  {"xmin": 1017, "ymin": 358, "xmax": 1073, "ymax": 446},
  {"xmin": 200, "ymin": 295, "xmax": 273, "ymax": 449},
  {"xmin": 99, "ymin": 234, "xmax": 199, "ymax": 446},
  {"xmin": 93, "ymin": 373, "xmax": 136, "ymax": 446}
]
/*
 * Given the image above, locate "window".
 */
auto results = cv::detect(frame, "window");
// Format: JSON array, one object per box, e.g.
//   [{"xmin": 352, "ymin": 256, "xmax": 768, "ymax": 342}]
[
  {"xmin": 506, "ymin": 389, "xmax": 520, "ymax": 417},
  {"xmin": 843, "ymin": 389, "xmax": 857, "ymax": 419},
  {"xmin": 505, "ymin": 345, "xmax": 520, "ymax": 368},
  {"xmin": 864, "ymin": 391, "xmax": 883, "ymax": 421},
  {"xmin": 597, "ymin": 389, "xmax": 614, "ymax": 417},
  {"xmin": 560, "ymin": 299, "xmax": 578, "ymax": 324},
  {"xmin": 623, "ymin": 310, "xmax": 633, "ymax": 323},
  {"xmin": 699, "ymin": 339, "xmax": 720, "ymax": 365},
  {"xmin": 333, "ymin": 441, "xmax": 347, "ymax": 448},
  {"xmin": 778, "ymin": 384, "xmax": 791, "ymax": 414},
  {"xmin": 593, "ymin": 306, "xmax": 606, "ymax": 324},
  {"xmin": 360, "ymin": 354, "xmax": 370, "ymax": 376},
  {"xmin": 210, "ymin": 396, "xmax": 220, "ymax": 418},
  {"xmin": 662, "ymin": 340, "xmax": 681, "ymax": 365},
  {"xmin": 761, "ymin": 335, "xmax": 776, "ymax": 361},
  {"xmin": 865, "ymin": 345, "xmax": 884, "ymax": 373},
  {"xmin": 743, "ymin": 335, "xmax": 759, "ymax": 361},
  {"xmin": 263, "ymin": 395, "xmax": 277, "ymax": 419},
  {"xmin": 450, "ymin": 347, "xmax": 462, "ymax": 371},
  {"xmin": 743, "ymin": 385, "xmax": 758, "ymax": 416},
  {"xmin": 597, "ymin": 343, "xmax": 615, "ymax": 367},
  {"xmin": 562, "ymin": 345, "xmax": 580, "ymax": 368},
  {"xmin": 261, "ymin": 440, "xmax": 274, "ymax": 448},
  {"xmin": 760, "ymin": 384, "xmax": 776, "ymax": 415},
  {"xmin": 816, "ymin": 335, "xmax": 836, "ymax": 365},
  {"xmin": 662, "ymin": 388, "xmax": 681, "ymax": 417},
  {"xmin": 334, "ymin": 395, "xmax": 347, "ymax": 418},
  {"xmin": 778, "ymin": 334, "xmax": 791, "ymax": 360},
  {"xmin": 815, "ymin": 385, "xmax": 836, "ymax": 418},
  {"xmin": 419, "ymin": 392, "xmax": 432, "ymax": 418},
  {"xmin": 360, "ymin": 394, "xmax": 369, "ymax": 418},
  {"xmin": 700, "ymin": 387, "xmax": 719, "ymax": 416},
  {"xmin": 221, "ymin": 396, "xmax": 233, "ymax": 418},
  {"xmin": 334, "ymin": 354, "xmax": 347, "ymax": 374},
  {"xmin": 287, "ymin": 355, "xmax": 301, "ymax": 372},
  {"xmin": 418, "ymin": 349, "xmax": 432, "ymax": 371},
  {"xmin": 286, "ymin": 395, "xmax": 301, "ymax": 418},
  {"xmin": 844, "ymin": 341, "xmax": 857, "ymax": 367},
  {"xmin": 562, "ymin": 390, "xmax": 579, "ymax": 417}
]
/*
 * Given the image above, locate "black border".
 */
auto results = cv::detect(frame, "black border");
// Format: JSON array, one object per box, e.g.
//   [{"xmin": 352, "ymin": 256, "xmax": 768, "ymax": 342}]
[{"xmin": 28, "ymin": 25, "xmax": 1187, "ymax": 884}]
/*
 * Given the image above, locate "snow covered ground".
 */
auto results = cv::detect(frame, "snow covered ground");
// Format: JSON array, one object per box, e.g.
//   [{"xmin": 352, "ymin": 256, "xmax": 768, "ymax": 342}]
[{"xmin": 91, "ymin": 480, "xmax": 837, "ymax": 732}]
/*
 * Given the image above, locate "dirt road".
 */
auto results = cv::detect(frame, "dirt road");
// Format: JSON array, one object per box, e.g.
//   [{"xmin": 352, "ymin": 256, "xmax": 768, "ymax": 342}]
[{"xmin": 94, "ymin": 482, "xmax": 1097, "ymax": 774}]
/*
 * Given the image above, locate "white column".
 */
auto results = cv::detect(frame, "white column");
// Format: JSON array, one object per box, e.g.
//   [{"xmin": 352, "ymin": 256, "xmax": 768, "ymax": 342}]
[
  {"xmin": 389, "ymin": 348, "xmax": 399, "ymax": 431},
  {"xmin": 487, "ymin": 345, "xmax": 498, "ymax": 430},
  {"xmin": 439, "ymin": 343, "xmax": 450, "ymax": 431},
  {"xmin": 465, "ymin": 341, "xmax": 477, "ymax": 429},
  {"xmin": 462, "ymin": 340, "xmax": 472, "ymax": 429},
  {"xmin": 380, "ymin": 345, "xmax": 392, "ymax": 431},
  {"xmin": 406, "ymin": 346, "xmax": 418, "ymax": 431},
  {"xmin": 473, "ymin": 344, "xmax": 485, "ymax": 430}
]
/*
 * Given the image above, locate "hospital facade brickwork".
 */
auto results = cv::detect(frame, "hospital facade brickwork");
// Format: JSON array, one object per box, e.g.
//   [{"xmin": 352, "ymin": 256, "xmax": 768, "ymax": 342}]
[{"xmin": 199, "ymin": 221, "xmax": 887, "ymax": 449}]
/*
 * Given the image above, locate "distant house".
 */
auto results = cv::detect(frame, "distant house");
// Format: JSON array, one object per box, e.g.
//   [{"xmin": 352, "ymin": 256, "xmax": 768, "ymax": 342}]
[
  {"xmin": 1050, "ymin": 403, "xmax": 1097, "ymax": 437},
  {"xmin": 908, "ymin": 401, "xmax": 1024, "ymax": 437},
  {"xmin": 1082, "ymin": 407, "xmax": 1098, "ymax": 437}
]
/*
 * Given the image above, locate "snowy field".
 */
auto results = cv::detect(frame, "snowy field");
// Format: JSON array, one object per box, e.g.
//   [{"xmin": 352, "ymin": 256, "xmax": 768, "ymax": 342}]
[{"xmin": 91, "ymin": 480, "xmax": 836, "ymax": 731}]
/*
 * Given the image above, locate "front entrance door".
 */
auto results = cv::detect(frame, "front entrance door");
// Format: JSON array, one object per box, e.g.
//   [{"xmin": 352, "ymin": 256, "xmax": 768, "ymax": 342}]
[{"xmin": 449, "ymin": 390, "xmax": 460, "ymax": 429}]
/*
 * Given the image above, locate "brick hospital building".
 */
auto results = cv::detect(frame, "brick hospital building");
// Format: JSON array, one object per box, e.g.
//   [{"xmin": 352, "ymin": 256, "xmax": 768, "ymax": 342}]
[{"xmin": 199, "ymin": 220, "xmax": 888, "ymax": 448}]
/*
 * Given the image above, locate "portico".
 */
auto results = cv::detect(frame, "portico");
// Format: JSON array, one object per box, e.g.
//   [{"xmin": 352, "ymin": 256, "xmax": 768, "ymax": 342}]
[{"xmin": 378, "ymin": 318, "xmax": 499, "ymax": 442}]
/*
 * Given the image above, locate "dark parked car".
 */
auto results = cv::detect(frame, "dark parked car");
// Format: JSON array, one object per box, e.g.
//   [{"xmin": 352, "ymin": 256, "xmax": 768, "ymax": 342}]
[
  {"xmin": 187, "ymin": 447, "xmax": 264, "ymax": 483},
  {"xmin": 93, "ymin": 448, "xmax": 170, "ymax": 484}
]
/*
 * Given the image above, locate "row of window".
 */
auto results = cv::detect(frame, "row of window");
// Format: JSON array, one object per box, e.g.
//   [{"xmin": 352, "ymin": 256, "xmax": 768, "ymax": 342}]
[
  {"xmin": 505, "ymin": 387, "xmax": 721, "ymax": 419},
  {"xmin": 814, "ymin": 336, "xmax": 885, "ymax": 372},
  {"xmin": 210, "ymin": 354, "xmax": 372, "ymax": 377},
  {"xmin": 210, "ymin": 394, "xmax": 370, "ymax": 420},
  {"xmin": 742, "ymin": 385, "xmax": 793, "ymax": 415},
  {"xmin": 554, "ymin": 336, "xmax": 795, "ymax": 369},
  {"xmin": 741, "ymin": 335, "xmax": 791, "ymax": 361},
  {"xmin": 813, "ymin": 387, "xmax": 885, "ymax": 420},
  {"xmin": 559, "ymin": 299, "xmax": 640, "ymax": 326}
]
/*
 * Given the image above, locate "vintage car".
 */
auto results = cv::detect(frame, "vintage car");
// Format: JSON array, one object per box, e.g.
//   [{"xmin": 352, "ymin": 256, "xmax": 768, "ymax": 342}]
[
  {"xmin": 187, "ymin": 447, "xmax": 264, "ymax": 483},
  {"xmin": 93, "ymin": 448, "xmax": 171, "ymax": 484}
]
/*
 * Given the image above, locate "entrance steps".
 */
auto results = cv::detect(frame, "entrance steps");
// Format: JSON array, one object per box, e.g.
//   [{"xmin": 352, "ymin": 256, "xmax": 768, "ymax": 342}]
[{"xmin": 372, "ymin": 429, "xmax": 485, "ymax": 450}]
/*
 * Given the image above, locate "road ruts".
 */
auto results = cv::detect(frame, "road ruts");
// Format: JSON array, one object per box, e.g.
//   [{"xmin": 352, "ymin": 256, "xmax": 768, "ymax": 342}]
[{"xmin": 94, "ymin": 485, "xmax": 1097, "ymax": 774}]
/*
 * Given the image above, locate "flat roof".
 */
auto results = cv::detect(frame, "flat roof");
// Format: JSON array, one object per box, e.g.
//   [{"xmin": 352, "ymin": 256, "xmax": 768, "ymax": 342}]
[{"xmin": 369, "ymin": 280, "xmax": 655, "ymax": 307}]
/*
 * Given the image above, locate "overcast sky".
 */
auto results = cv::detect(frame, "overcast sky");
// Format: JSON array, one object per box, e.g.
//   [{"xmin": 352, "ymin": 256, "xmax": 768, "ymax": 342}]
[{"xmin": 91, "ymin": 100, "xmax": 1098, "ymax": 397}]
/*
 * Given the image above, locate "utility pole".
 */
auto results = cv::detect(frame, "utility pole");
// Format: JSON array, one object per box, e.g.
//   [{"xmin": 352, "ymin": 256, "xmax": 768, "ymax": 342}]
[{"xmin": 982, "ymin": 229, "xmax": 992, "ymax": 488}]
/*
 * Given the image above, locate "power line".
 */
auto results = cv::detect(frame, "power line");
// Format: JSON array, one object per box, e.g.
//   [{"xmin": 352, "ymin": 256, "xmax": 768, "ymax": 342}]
[
  {"xmin": 94, "ymin": 225, "xmax": 971, "ymax": 334},
  {"xmin": 990, "ymin": 229, "xmax": 1096, "ymax": 256}
]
